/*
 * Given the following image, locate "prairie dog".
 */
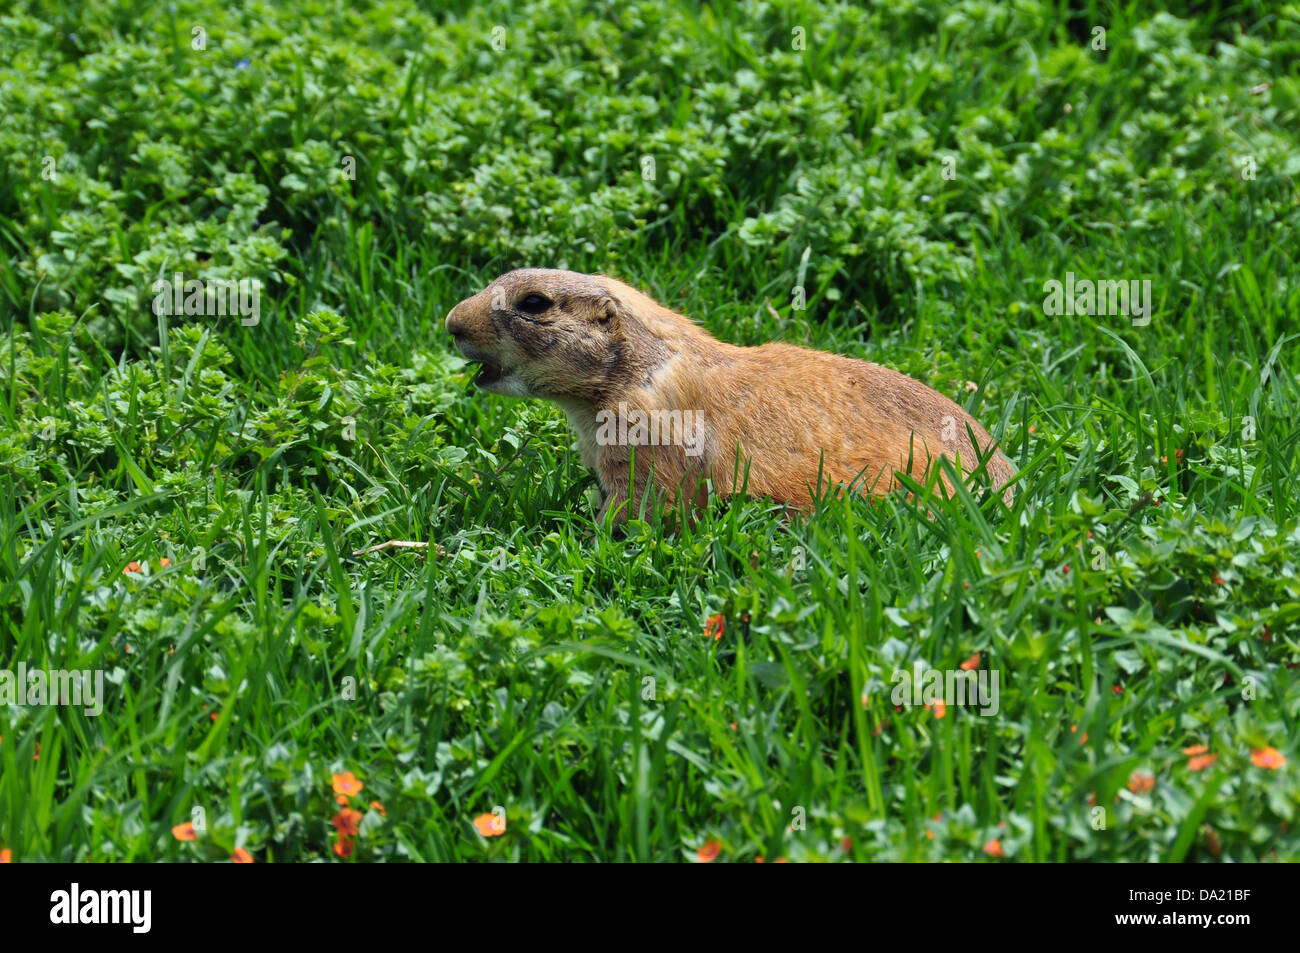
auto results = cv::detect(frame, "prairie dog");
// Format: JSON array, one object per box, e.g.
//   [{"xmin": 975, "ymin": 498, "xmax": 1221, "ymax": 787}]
[{"xmin": 445, "ymin": 269, "xmax": 1014, "ymax": 523}]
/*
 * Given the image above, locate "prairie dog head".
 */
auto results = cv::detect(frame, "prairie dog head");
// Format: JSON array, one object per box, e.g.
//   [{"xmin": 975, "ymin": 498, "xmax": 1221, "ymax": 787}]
[{"xmin": 445, "ymin": 268, "xmax": 639, "ymax": 401}]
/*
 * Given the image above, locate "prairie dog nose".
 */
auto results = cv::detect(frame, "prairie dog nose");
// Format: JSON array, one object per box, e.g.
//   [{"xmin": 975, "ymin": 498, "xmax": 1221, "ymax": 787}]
[{"xmin": 445, "ymin": 302, "xmax": 464, "ymax": 337}]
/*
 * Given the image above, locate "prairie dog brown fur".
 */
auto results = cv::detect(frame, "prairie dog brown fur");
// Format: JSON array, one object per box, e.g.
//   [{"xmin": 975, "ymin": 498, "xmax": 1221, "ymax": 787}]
[{"xmin": 445, "ymin": 269, "xmax": 1014, "ymax": 522}]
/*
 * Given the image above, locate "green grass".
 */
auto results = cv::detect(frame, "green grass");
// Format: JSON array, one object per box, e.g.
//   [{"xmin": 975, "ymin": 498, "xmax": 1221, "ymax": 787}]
[{"xmin": 0, "ymin": 0, "xmax": 1298, "ymax": 861}]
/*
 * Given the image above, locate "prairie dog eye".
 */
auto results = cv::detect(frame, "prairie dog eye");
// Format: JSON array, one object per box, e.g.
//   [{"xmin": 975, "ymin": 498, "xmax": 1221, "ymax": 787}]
[{"xmin": 519, "ymin": 293, "xmax": 553, "ymax": 315}]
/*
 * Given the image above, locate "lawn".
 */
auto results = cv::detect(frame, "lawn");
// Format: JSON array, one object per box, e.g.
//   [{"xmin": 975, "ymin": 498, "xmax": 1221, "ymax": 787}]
[{"xmin": 0, "ymin": 0, "xmax": 1298, "ymax": 862}]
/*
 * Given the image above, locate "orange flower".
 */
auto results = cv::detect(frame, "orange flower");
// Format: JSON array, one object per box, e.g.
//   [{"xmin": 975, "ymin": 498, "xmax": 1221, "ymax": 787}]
[
  {"xmin": 332, "ymin": 808, "xmax": 363, "ymax": 837},
  {"xmin": 332, "ymin": 771, "xmax": 363, "ymax": 797},
  {"xmin": 704, "ymin": 614, "xmax": 725, "ymax": 641},
  {"xmin": 1182, "ymin": 744, "xmax": 1208, "ymax": 756},
  {"xmin": 171, "ymin": 822, "xmax": 197, "ymax": 842},
  {"xmin": 369, "ymin": 800, "xmax": 387, "ymax": 817},
  {"xmin": 332, "ymin": 836, "xmax": 353, "ymax": 858},
  {"xmin": 159, "ymin": 557, "xmax": 171, "ymax": 568},
  {"xmin": 1187, "ymin": 752, "xmax": 1219, "ymax": 771},
  {"xmin": 696, "ymin": 839, "xmax": 721, "ymax": 862},
  {"xmin": 925, "ymin": 699, "xmax": 946, "ymax": 719},
  {"xmin": 123, "ymin": 561, "xmax": 142, "ymax": 574},
  {"xmin": 1070, "ymin": 724, "xmax": 1089, "ymax": 744},
  {"xmin": 960, "ymin": 652, "xmax": 980, "ymax": 671},
  {"xmin": 231, "ymin": 847, "xmax": 253, "ymax": 863},
  {"xmin": 1127, "ymin": 770, "xmax": 1155, "ymax": 794},
  {"xmin": 335, "ymin": 794, "xmax": 349, "ymax": 806},
  {"xmin": 983, "ymin": 839, "xmax": 1004, "ymax": 858},
  {"xmin": 0, "ymin": 848, "xmax": 11, "ymax": 863},
  {"xmin": 1251, "ymin": 747, "xmax": 1286, "ymax": 770},
  {"xmin": 473, "ymin": 813, "xmax": 506, "ymax": 837}
]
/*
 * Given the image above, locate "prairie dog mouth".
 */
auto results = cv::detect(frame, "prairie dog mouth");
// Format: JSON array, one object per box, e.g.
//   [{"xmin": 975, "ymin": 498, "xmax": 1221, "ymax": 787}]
[
  {"xmin": 473, "ymin": 360, "xmax": 506, "ymax": 386},
  {"xmin": 455, "ymin": 342, "xmax": 511, "ymax": 387}
]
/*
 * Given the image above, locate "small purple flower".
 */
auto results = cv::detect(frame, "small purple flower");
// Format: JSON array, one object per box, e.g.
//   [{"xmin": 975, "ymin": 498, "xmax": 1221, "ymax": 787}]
[{"xmin": 235, "ymin": 58, "xmax": 249, "ymax": 70}]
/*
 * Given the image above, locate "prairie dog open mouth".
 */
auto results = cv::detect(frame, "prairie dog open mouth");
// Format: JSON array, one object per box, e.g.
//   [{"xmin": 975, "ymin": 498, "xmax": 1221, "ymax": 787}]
[
  {"xmin": 455, "ymin": 342, "xmax": 510, "ymax": 387},
  {"xmin": 473, "ymin": 360, "xmax": 505, "ymax": 386}
]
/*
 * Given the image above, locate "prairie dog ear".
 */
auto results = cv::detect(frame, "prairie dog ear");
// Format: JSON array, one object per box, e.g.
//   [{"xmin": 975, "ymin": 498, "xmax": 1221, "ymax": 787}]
[{"xmin": 597, "ymin": 294, "xmax": 623, "ymax": 330}]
